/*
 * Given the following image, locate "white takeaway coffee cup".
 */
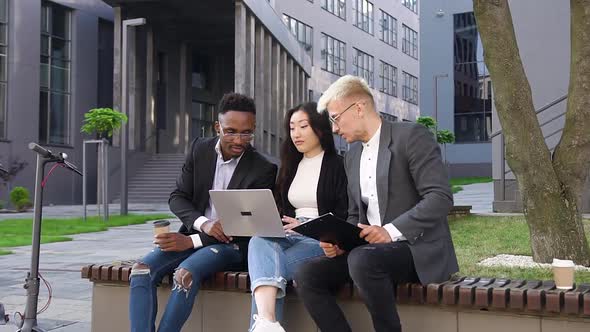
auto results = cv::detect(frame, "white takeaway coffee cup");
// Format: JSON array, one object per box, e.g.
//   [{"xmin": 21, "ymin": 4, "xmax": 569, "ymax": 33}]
[{"xmin": 552, "ymin": 258, "xmax": 575, "ymax": 290}]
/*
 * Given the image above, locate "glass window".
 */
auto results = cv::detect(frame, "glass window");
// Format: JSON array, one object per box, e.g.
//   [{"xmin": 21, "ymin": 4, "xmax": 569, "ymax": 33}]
[
  {"xmin": 353, "ymin": 0, "xmax": 373, "ymax": 35},
  {"xmin": 402, "ymin": 24, "xmax": 418, "ymax": 59},
  {"xmin": 321, "ymin": 0, "xmax": 346, "ymax": 20},
  {"xmin": 453, "ymin": 12, "xmax": 492, "ymax": 143},
  {"xmin": 321, "ymin": 33, "xmax": 346, "ymax": 76},
  {"xmin": 191, "ymin": 53, "xmax": 210, "ymax": 89},
  {"xmin": 352, "ymin": 48, "xmax": 374, "ymax": 88},
  {"xmin": 402, "ymin": 0, "xmax": 418, "ymax": 14},
  {"xmin": 0, "ymin": 0, "xmax": 7, "ymax": 139},
  {"xmin": 40, "ymin": 1, "xmax": 71, "ymax": 145},
  {"xmin": 402, "ymin": 72, "xmax": 418, "ymax": 105},
  {"xmin": 379, "ymin": 10, "xmax": 397, "ymax": 48},
  {"xmin": 380, "ymin": 112, "xmax": 398, "ymax": 122},
  {"xmin": 282, "ymin": 14, "xmax": 313, "ymax": 55},
  {"xmin": 379, "ymin": 61, "xmax": 397, "ymax": 97},
  {"xmin": 190, "ymin": 102, "xmax": 217, "ymax": 139}
]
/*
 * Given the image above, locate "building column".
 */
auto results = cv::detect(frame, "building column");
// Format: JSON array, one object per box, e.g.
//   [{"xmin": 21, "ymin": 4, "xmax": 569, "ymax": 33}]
[
  {"xmin": 271, "ymin": 40, "xmax": 280, "ymax": 157},
  {"xmin": 179, "ymin": 42, "xmax": 189, "ymax": 153},
  {"xmin": 113, "ymin": 7, "xmax": 122, "ymax": 147},
  {"xmin": 279, "ymin": 49, "xmax": 287, "ymax": 148},
  {"xmin": 145, "ymin": 26, "xmax": 156, "ymax": 153},
  {"xmin": 263, "ymin": 33, "xmax": 272, "ymax": 155},
  {"xmin": 286, "ymin": 57, "xmax": 293, "ymax": 111},
  {"xmin": 254, "ymin": 23, "xmax": 265, "ymax": 152},
  {"xmin": 234, "ymin": 2, "xmax": 247, "ymax": 95},
  {"xmin": 128, "ymin": 24, "xmax": 137, "ymax": 150}
]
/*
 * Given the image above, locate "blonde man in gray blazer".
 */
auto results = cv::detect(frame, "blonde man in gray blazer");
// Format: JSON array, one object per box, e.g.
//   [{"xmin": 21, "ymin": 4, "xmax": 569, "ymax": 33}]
[{"xmin": 294, "ymin": 75, "xmax": 458, "ymax": 332}]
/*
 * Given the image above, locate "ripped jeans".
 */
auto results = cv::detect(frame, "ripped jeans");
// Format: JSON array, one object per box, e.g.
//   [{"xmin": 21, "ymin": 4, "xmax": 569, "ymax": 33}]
[
  {"xmin": 247, "ymin": 234, "xmax": 325, "ymax": 325},
  {"xmin": 129, "ymin": 244, "xmax": 242, "ymax": 332}
]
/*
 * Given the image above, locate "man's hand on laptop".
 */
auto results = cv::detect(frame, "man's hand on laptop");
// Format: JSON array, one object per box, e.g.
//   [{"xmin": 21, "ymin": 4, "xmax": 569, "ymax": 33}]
[
  {"xmin": 154, "ymin": 233, "xmax": 193, "ymax": 252},
  {"xmin": 320, "ymin": 242, "xmax": 345, "ymax": 258},
  {"xmin": 202, "ymin": 219, "xmax": 232, "ymax": 243}
]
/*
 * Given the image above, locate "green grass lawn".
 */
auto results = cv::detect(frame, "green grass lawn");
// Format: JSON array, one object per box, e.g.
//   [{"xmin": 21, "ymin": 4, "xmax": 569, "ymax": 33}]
[
  {"xmin": 0, "ymin": 214, "xmax": 172, "ymax": 251},
  {"xmin": 450, "ymin": 177, "xmax": 492, "ymax": 195},
  {"xmin": 450, "ymin": 176, "xmax": 493, "ymax": 186},
  {"xmin": 450, "ymin": 215, "xmax": 590, "ymax": 283}
]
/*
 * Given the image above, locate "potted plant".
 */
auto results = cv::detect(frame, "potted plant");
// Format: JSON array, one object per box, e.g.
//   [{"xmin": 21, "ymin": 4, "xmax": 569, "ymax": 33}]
[{"xmin": 81, "ymin": 107, "xmax": 128, "ymax": 139}]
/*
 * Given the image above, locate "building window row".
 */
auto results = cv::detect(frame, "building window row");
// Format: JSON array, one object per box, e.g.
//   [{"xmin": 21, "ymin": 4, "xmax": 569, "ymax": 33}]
[
  {"xmin": 320, "ymin": 33, "xmax": 346, "ymax": 76},
  {"xmin": 402, "ymin": 24, "xmax": 418, "ymax": 59},
  {"xmin": 380, "ymin": 112, "xmax": 398, "ymax": 122},
  {"xmin": 319, "ymin": 37, "xmax": 416, "ymax": 103},
  {"xmin": 352, "ymin": 0, "xmax": 373, "ymax": 35},
  {"xmin": 379, "ymin": 10, "xmax": 397, "ymax": 48},
  {"xmin": 402, "ymin": 71, "xmax": 418, "ymax": 105},
  {"xmin": 379, "ymin": 61, "xmax": 397, "ymax": 97},
  {"xmin": 318, "ymin": 2, "xmax": 417, "ymax": 57},
  {"xmin": 402, "ymin": 0, "xmax": 418, "ymax": 14},
  {"xmin": 352, "ymin": 48, "xmax": 374, "ymax": 87},
  {"xmin": 0, "ymin": 0, "xmax": 7, "ymax": 139},
  {"xmin": 282, "ymin": 14, "xmax": 313, "ymax": 54},
  {"xmin": 40, "ymin": 1, "xmax": 71, "ymax": 145},
  {"xmin": 453, "ymin": 12, "xmax": 493, "ymax": 143},
  {"xmin": 321, "ymin": 0, "xmax": 346, "ymax": 20}
]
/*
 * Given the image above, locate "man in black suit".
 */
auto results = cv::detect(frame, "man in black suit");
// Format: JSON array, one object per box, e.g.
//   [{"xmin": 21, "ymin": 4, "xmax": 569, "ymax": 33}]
[
  {"xmin": 128, "ymin": 93, "xmax": 277, "ymax": 332},
  {"xmin": 294, "ymin": 76, "xmax": 458, "ymax": 332}
]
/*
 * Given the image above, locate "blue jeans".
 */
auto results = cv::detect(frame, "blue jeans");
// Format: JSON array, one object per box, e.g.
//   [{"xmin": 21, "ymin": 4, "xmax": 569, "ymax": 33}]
[
  {"xmin": 129, "ymin": 243, "xmax": 242, "ymax": 332},
  {"xmin": 248, "ymin": 234, "xmax": 325, "ymax": 325}
]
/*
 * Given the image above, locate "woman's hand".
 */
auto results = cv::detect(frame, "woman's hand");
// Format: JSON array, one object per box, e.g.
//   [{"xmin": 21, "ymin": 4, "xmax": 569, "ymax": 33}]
[{"xmin": 282, "ymin": 215, "xmax": 301, "ymax": 234}]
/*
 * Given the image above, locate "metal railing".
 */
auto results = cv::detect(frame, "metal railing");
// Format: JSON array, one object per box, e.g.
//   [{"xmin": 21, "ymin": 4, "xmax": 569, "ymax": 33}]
[{"xmin": 491, "ymin": 94, "xmax": 568, "ymax": 200}]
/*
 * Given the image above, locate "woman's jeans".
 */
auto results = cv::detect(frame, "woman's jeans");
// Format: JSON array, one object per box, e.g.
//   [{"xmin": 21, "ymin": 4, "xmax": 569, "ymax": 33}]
[
  {"xmin": 247, "ymin": 233, "xmax": 325, "ymax": 325},
  {"xmin": 129, "ymin": 244, "xmax": 242, "ymax": 332}
]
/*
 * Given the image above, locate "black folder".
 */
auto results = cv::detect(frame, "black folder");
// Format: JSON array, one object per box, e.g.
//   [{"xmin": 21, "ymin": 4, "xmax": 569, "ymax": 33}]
[{"xmin": 292, "ymin": 213, "xmax": 368, "ymax": 251}]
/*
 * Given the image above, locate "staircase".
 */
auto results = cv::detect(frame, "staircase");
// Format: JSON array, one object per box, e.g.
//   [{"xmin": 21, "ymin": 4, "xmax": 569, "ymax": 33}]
[{"xmin": 114, "ymin": 154, "xmax": 185, "ymax": 204}]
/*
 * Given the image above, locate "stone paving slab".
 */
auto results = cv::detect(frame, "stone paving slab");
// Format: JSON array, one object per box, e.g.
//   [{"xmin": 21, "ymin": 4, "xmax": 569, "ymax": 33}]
[
  {"xmin": 0, "ymin": 217, "xmax": 182, "ymax": 331},
  {"xmin": 453, "ymin": 182, "xmax": 494, "ymax": 213},
  {"xmin": 0, "ymin": 203, "xmax": 172, "ymax": 221}
]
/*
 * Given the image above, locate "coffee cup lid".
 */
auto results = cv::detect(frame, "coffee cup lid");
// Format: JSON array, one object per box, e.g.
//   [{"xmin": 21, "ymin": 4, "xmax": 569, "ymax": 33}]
[
  {"xmin": 552, "ymin": 258, "xmax": 575, "ymax": 267},
  {"xmin": 153, "ymin": 220, "xmax": 170, "ymax": 227}
]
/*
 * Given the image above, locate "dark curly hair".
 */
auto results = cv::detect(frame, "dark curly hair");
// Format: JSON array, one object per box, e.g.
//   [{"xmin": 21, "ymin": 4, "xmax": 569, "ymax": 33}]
[
  {"xmin": 276, "ymin": 102, "xmax": 336, "ymax": 212},
  {"xmin": 217, "ymin": 92, "xmax": 256, "ymax": 115}
]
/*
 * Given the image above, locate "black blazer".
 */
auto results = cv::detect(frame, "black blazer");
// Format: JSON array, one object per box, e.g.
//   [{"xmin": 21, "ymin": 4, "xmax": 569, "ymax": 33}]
[
  {"xmin": 278, "ymin": 152, "xmax": 348, "ymax": 221},
  {"xmin": 169, "ymin": 137, "xmax": 278, "ymax": 245}
]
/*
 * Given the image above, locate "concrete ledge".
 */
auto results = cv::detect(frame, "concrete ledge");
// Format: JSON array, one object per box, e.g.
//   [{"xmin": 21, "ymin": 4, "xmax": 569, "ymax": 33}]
[
  {"xmin": 82, "ymin": 265, "xmax": 590, "ymax": 318},
  {"xmin": 87, "ymin": 279, "xmax": 590, "ymax": 332},
  {"xmin": 449, "ymin": 205, "xmax": 472, "ymax": 217}
]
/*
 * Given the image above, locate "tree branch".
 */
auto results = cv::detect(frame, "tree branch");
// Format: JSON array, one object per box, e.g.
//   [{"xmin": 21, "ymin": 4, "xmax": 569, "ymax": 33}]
[
  {"xmin": 473, "ymin": 0, "xmax": 557, "ymax": 187},
  {"xmin": 553, "ymin": 0, "xmax": 590, "ymax": 197}
]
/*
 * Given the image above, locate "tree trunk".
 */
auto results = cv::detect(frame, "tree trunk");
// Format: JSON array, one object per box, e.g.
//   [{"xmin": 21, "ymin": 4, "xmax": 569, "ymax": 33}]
[{"xmin": 473, "ymin": 0, "xmax": 590, "ymax": 265}]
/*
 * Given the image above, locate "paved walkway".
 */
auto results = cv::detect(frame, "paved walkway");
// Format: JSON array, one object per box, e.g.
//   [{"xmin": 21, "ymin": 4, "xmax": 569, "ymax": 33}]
[
  {"xmin": 452, "ymin": 182, "xmax": 494, "ymax": 213},
  {"xmin": 0, "ymin": 214, "xmax": 181, "ymax": 332},
  {"xmin": 0, "ymin": 203, "xmax": 172, "ymax": 221}
]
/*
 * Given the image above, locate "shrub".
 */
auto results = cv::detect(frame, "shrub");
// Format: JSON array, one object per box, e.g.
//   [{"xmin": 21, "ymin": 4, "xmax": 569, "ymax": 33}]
[{"xmin": 10, "ymin": 187, "xmax": 32, "ymax": 212}]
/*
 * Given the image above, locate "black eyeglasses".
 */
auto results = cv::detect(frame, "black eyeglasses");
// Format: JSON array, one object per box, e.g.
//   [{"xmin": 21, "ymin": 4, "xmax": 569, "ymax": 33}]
[{"xmin": 327, "ymin": 101, "xmax": 359, "ymax": 126}]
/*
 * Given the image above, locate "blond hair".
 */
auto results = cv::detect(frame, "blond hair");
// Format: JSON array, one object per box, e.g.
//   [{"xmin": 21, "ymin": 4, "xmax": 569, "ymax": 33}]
[{"xmin": 317, "ymin": 75, "xmax": 374, "ymax": 112}]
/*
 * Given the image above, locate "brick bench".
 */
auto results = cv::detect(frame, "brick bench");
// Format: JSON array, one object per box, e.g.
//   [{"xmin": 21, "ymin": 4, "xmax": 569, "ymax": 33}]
[{"xmin": 82, "ymin": 263, "xmax": 590, "ymax": 332}]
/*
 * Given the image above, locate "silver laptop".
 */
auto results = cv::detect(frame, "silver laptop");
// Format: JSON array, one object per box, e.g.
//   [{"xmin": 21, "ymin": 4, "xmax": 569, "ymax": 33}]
[{"xmin": 209, "ymin": 189, "xmax": 286, "ymax": 238}]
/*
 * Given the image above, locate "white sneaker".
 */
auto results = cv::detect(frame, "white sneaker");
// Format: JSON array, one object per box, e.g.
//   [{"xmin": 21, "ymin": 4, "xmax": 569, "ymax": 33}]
[{"xmin": 250, "ymin": 314, "xmax": 286, "ymax": 332}]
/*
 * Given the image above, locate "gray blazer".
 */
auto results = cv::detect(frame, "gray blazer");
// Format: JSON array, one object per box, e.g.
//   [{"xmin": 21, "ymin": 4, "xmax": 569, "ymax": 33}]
[{"xmin": 344, "ymin": 120, "xmax": 459, "ymax": 285}]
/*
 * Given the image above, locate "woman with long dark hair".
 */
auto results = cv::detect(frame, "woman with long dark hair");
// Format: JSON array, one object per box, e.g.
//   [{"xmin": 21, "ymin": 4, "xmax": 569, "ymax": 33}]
[{"xmin": 248, "ymin": 102, "xmax": 348, "ymax": 332}]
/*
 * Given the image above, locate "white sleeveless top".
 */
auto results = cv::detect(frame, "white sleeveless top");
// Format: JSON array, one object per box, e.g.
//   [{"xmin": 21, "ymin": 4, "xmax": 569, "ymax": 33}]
[{"xmin": 287, "ymin": 151, "xmax": 324, "ymax": 219}]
